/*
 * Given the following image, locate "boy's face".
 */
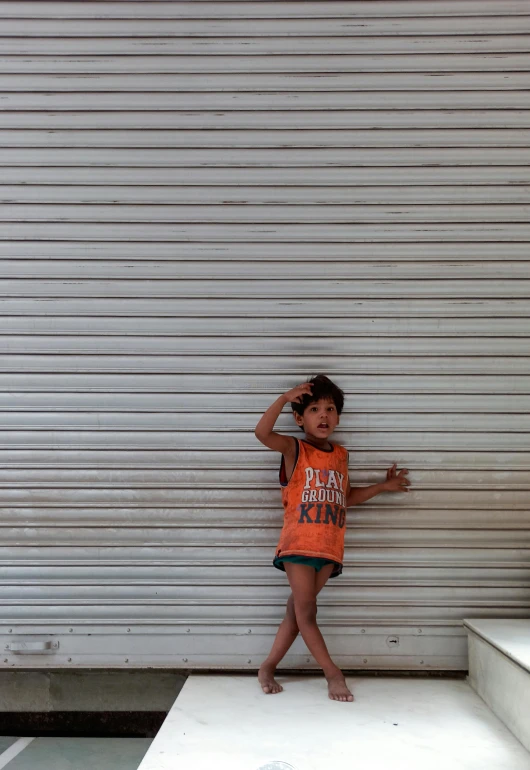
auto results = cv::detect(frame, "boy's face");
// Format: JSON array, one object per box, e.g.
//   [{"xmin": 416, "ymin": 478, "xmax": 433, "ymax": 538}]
[{"xmin": 294, "ymin": 397, "xmax": 340, "ymax": 439}]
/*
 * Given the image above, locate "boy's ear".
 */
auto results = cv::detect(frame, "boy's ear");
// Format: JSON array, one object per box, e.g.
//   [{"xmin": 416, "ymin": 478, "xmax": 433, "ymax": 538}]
[{"xmin": 293, "ymin": 411, "xmax": 304, "ymax": 429}]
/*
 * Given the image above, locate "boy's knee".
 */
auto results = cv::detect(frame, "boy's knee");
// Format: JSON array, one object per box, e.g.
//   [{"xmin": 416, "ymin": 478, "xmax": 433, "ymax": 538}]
[{"xmin": 294, "ymin": 598, "xmax": 317, "ymax": 625}]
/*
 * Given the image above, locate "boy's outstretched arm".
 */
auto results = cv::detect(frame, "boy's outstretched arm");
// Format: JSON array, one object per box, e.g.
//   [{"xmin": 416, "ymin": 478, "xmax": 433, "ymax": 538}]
[
  {"xmin": 254, "ymin": 382, "xmax": 313, "ymax": 453},
  {"xmin": 346, "ymin": 463, "xmax": 410, "ymax": 507}
]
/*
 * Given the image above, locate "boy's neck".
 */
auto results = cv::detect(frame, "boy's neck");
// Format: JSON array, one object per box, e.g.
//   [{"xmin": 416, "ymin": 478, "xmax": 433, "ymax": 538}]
[{"xmin": 303, "ymin": 433, "xmax": 333, "ymax": 451}]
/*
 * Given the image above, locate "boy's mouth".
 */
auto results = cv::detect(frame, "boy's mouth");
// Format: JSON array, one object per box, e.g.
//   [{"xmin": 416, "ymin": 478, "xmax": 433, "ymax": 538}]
[{"xmin": 318, "ymin": 423, "xmax": 329, "ymax": 429}]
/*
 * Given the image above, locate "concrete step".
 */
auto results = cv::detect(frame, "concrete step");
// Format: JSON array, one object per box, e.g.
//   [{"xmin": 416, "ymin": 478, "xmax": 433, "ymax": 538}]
[
  {"xmin": 464, "ymin": 618, "xmax": 530, "ymax": 753},
  {"xmin": 138, "ymin": 673, "xmax": 530, "ymax": 770}
]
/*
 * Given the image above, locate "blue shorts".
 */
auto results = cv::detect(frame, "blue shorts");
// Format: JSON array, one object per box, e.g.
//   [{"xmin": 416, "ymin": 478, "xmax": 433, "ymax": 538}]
[{"xmin": 273, "ymin": 554, "xmax": 342, "ymax": 578}]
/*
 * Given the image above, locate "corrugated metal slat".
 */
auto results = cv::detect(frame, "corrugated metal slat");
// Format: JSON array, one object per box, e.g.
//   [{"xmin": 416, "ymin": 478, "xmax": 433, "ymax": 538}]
[
  {"xmin": 2, "ymin": 53, "xmax": 530, "ymax": 73},
  {"xmin": 2, "ymin": 2, "xmax": 529, "ymax": 18}
]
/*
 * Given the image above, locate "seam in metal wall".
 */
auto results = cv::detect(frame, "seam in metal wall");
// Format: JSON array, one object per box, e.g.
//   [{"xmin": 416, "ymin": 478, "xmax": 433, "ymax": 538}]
[{"xmin": 0, "ymin": 0, "xmax": 529, "ymax": 670}]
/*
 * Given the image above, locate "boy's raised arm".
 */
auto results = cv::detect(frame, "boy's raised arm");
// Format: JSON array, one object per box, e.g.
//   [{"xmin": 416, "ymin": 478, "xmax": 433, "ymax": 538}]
[{"xmin": 254, "ymin": 383, "xmax": 312, "ymax": 454}]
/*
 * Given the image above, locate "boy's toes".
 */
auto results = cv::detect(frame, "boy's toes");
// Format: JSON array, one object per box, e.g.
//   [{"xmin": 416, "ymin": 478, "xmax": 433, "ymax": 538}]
[
  {"xmin": 262, "ymin": 681, "xmax": 283, "ymax": 694},
  {"xmin": 327, "ymin": 673, "xmax": 354, "ymax": 702}
]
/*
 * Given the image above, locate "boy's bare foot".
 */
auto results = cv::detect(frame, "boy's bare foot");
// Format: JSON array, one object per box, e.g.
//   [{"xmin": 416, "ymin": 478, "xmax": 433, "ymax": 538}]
[
  {"xmin": 258, "ymin": 663, "xmax": 283, "ymax": 694},
  {"xmin": 326, "ymin": 672, "xmax": 354, "ymax": 702}
]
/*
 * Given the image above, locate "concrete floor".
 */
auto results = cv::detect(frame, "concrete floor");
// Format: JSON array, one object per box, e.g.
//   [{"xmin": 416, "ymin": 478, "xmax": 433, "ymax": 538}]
[
  {"xmin": 138, "ymin": 674, "xmax": 530, "ymax": 770},
  {"xmin": 0, "ymin": 737, "xmax": 152, "ymax": 770}
]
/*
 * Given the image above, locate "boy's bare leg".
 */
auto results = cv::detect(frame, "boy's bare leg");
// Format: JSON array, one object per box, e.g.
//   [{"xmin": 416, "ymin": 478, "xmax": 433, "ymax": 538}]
[
  {"xmin": 258, "ymin": 594, "xmax": 298, "ymax": 693},
  {"xmin": 258, "ymin": 565, "xmax": 335, "ymax": 694},
  {"xmin": 284, "ymin": 562, "xmax": 353, "ymax": 702}
]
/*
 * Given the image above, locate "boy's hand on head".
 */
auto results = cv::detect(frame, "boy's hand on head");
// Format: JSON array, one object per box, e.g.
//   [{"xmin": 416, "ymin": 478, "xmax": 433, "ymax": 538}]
[
  {"xmin": 283, "ymin": 382, "xmax": 313, "ymax": 404},
  {"xmin": 383, "ymin": 463, "xmax": 410, "ymax": 493}
]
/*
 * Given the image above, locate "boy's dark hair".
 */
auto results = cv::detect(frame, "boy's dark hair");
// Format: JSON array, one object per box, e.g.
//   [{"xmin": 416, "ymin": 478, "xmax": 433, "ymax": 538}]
[{"xmin": 291, "ymin": 374, "xmax": 345, "ymax": 427}]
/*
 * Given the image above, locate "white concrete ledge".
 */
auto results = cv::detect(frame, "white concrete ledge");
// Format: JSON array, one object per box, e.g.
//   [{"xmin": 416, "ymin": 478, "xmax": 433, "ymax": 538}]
[
  {"xmin": 464, "ymin": 618, "xmax": 530, "ymax": 754},
  {"xmin": 464, "ymin": 619, "xmax": 530, "ymax": 673},
  {"xmin": 138, "ymin": 673, "xmax": 530, "ymax": 770}
]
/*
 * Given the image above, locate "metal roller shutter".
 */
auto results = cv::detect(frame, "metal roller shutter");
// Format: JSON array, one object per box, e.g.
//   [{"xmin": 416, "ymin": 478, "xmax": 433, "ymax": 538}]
[{"xmin": 0, "ymin": 0, "xmax": 529, "ymax": 670}]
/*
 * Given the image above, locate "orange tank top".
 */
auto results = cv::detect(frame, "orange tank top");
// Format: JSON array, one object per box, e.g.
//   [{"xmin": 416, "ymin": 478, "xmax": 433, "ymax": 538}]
[{"xmin": 275, "ymin": 438, "xmax": 349, "ymax": 565}]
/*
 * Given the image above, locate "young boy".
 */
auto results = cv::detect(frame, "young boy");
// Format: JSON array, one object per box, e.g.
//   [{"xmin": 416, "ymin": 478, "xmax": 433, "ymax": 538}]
[{"xmin": 254, "ymin": 374, "xmax": 410, "ymax": 702}]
